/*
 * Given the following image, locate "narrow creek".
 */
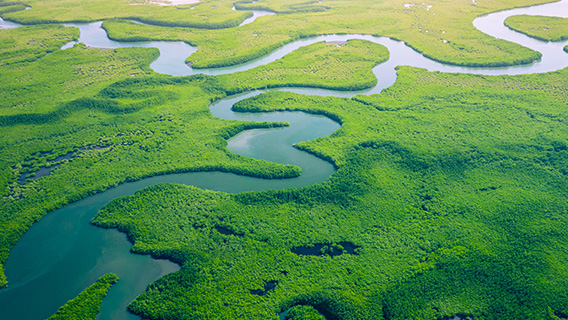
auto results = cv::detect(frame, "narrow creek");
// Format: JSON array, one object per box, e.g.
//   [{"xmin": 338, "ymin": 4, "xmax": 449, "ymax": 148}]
[{"xmin": 0, "ymin": 1, "xmax": 567, "ymax": 319}]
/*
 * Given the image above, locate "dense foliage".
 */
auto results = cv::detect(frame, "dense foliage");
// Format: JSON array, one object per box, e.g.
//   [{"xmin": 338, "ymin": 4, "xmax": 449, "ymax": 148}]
[
  {"xmin": 0, "ymin": 26, "xmax": 384, "ymax": 288},
  {"xmin": 505, "ymin": 15, "xmax": 568, "ymax": 42},
  {"xmin": 234, "ymin": 0, "xmax": 330, "ymax": 14},
  {"xmin": 215, "ymin": 39, "xmax": 389, "ymax": 93},
  {"xmin": 284, "ymin": 305, "xmax": 327, "ymax": 320},
  {"xmin": 94, "ymin": 66, "xmax": 568, "ymax": 319},
  {"xmin": 0, "ymin": 42, "xmax": 158, "ymax": 118},
  {"xmin": 47, "ymin": 273, "xmax": 119, "ymax": 320},
  {"xmin": 0, "ymin": 24, "xmax": 78, "ymax": 66},
  {"xmin": 98, "ymin": 0, "xmax": 548, "ymax": 69},
  {"xmin": 0, "ymin": 0, "xmax": 249, "ymax": 28},
  {"xmin": 2, "ymin": 0, "xmax": 568, "ymax": 318}
]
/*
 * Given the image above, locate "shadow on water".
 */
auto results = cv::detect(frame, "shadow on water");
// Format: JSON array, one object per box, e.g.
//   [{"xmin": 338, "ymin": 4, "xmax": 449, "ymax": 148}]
[
  {"xmin": 250, "ymin": 280, "xmax": 278, "ymax": 296},
  {"xmin": 291, "ymin": 242, "xmax": 359, "ymax": 257},
  {"xmin": 214, "ymin": 226, "xmax": 245, "ymax": 237}
]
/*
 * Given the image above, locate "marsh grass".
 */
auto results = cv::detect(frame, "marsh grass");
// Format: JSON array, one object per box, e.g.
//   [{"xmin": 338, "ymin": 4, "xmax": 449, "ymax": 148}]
[
  {"xmin": 93, "ymin": 66, "xmax": 568, "ymax": 319},
  {"xmin": 98, "ymin": 0, "xmax": 547, "ymax": 68},
  {"xmin": 0, "ymin": 29, "xmax": 386, "ymax": 289},
  {"xmin": 505, "ymin": 15, "xmax": 568, "ymax": 42},
  {"xmin": 1, "ymin": 0, "xmax": 249, "ymax": 28}
]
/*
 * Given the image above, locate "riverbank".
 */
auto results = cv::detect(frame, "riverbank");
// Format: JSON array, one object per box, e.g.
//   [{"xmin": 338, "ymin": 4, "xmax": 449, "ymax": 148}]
[{"xmin": 1, "ymin": 0, "xmax": 568, "ymax": 319}]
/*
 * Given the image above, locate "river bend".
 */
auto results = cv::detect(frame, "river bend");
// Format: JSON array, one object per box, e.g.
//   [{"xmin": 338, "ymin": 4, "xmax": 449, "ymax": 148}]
[{"xmin": 0, "ymin": 1, "xmax": 567, "ymax": 319}]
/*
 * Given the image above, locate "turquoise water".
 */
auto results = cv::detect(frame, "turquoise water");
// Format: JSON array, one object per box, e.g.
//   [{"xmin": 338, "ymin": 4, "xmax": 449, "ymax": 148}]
[{"xmin": 0, "ymin": 1, "xmax": 567, "ymax": 319}]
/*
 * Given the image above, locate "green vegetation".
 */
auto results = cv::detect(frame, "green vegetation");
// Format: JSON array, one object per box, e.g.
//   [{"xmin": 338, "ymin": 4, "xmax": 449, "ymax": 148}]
[
  {"xmin": 215, "ymin": 39, "xmax": 389, "ymax": 93},
  {"xmin": 0, "ymin": 43, "xmax": 158, "ymax": 118},
  {"xmin": 0, "ymin": 0, "xmax": 250, "ymax": 28},
  {"xmin": 2, "ymin": 0, "xmax": 568, "ymax": 318},
  {"xmin": 98, "ymin": 0, "xmax": 550, "ymax": 69},
  {"xmin": 0, "ymin": 24, "xmax": 78, "ymax": 66},
  {"xmin": 47, "ymin": 273, "xmax": 119, "ymax": 320},
  {"xmin": 505, "ymin": 15, "xmax": 568, "ymax": 41},
  {"xmin": 234, "ymin": 0, "xmax": 330, "ymax": 14},
  {"xmin": 0, "ymin": 25, "xmax": 386, "ymax": 288},
  {"xmin": 0, "ymin": 3, "xmax": 26, "ymax": 15},
  {"xmin": 93, "ymin": 66, "xmax": 568, "ymax": 319},
  {"xmin": 284, "ymin": 305, "xmax": 326, "ymax": 320}
]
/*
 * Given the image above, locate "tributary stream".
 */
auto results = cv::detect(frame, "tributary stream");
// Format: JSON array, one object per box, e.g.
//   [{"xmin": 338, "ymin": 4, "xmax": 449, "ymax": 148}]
[{"xmin": 0, "ymin": 1, "xmax": 567, "ymax": 319}]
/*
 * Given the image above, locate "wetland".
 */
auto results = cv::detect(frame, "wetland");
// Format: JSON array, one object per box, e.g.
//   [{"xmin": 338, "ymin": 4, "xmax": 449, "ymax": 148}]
[{"xmin": 1, "ymin": 0, "xmax": 568, "ymax": 319}]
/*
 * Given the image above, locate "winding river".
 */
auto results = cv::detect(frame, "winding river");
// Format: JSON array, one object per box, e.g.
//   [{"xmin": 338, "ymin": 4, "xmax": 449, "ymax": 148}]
[{"xmin": 0, "ymin": 1, "xmax": 567, "ymax": 319}]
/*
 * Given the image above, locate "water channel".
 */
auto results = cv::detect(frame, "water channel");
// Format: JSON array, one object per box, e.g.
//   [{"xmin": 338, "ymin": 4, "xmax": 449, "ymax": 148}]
[{"xmin": 0, "ymin": 1, "xmax": 567, "ymax": 319}]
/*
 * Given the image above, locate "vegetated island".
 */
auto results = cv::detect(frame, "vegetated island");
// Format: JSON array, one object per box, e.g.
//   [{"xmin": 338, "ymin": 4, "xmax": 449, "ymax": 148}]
[
  {"xmin": 505, "ymin": 15, "xmax": 568, "ymax": 42},
  {"xmin": 47, "ymin": 273, "xmax": 119, "ymax": 320}
]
